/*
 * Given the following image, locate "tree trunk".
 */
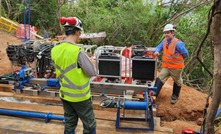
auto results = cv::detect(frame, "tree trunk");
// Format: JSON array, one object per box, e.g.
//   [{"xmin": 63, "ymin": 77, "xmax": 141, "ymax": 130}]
[
  {"xmin": 5, "ymin": 0, "xmax": 12, "ymax": 18},
  {"xmin": 57, "ymin": 0, "xmax": 65, "ymax": 35},
  {"xmin": 206, "ymin": 0, "xmax": 221, "ymax": 133}
]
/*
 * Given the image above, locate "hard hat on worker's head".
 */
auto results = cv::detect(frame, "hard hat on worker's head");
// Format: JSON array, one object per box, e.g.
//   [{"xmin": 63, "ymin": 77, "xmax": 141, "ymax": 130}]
[
  {"xmin": 163, "ymin": 24, "xmax": 176, "ymax": 32},
  {"xmin": 59, "ymin": 17, "xmax": 83, "ymax": 31}
]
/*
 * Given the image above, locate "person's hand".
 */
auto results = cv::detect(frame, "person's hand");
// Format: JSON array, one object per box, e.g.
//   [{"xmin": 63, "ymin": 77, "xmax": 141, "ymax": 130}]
[
  {"xmin": 154, "ymin": 52, "xmax": 159, "ymax": 56},
  {"xmin": 89, "ymin": 57, "xmax": 96, "ymax": 65}
]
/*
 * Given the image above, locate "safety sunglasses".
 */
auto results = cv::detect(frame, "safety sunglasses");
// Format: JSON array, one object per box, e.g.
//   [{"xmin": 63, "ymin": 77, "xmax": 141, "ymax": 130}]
[{"xmin": 59, "ymin": 17, "xmax": 77, "ymax": 25}]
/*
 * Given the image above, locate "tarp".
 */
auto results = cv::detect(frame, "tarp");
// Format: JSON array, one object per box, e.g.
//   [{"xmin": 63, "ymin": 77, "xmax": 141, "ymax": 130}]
[
  {"xmin": 0, "ymin": 16, "xmax": 43, "ymax": 39},
  {"xmin": 56, "ymin": 32, "xmax": 106, "ymax": 44},
  {"xmin": 16, "ymin": 24, "xmax": 37, "ymax": 40},
  {"xmin": 80, "ymin": 32, "xmax": 106, "ymax": 44}
]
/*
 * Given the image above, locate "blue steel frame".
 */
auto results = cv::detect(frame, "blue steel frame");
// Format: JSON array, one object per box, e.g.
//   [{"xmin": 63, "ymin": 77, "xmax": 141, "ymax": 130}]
[
  {"xmin": 115, "ymin": 91, "xmax": 154, "ymax": 131},
  {"xmin": 23, "ymin": 0, "xmax": 31, "ymax": 42},
  {"xmin": 13, "ymin": 65, "xmax": 34, "ymax": 90}
]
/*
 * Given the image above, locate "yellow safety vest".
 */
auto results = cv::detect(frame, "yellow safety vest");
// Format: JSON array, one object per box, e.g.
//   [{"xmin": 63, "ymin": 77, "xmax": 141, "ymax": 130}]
[{"xmin": 51, "ymin": 42, "xmax": 91, "ymax": 102}]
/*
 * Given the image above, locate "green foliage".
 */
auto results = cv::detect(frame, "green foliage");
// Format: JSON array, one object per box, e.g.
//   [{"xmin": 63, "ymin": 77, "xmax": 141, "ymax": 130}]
[
  {"xmin": 1, "ymin": 0, "xmax": 59, "ymax": 37},
  {"xmin": 60, "ymin": 0, "xmax": 170, "ymax": 47},
  {"xmin": 177, "ymin": 4, "xmax": 213, "ymax": 90},
  {"xmin": 30, "ymin": 0, "xmax": 59, "ymax": 36}
]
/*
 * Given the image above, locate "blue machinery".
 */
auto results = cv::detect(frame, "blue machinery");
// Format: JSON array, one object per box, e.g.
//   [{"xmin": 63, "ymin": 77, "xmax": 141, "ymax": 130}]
[
  {"xmin": 99, "ymin": 90, "xmax": 155, "ymax": 131},
  {"xmin": 9, "ymin": 65, "xmax": 60, "ymax": 91},
  {"xmin": 1, "ymin": 64, "xmax": 156, "ymax": 131},
  {"xmin": 13, "ymin": 65, "xmax": 34, "ymax": 90},
  {"xmin": 0, "ymin": 109, "xmax": 65, "ymax": 123},
  {"xmin": 116, "ymin": 91, "xmax": 154, "ymax": 130},
  {"xmin": 1, "ymin": 66, "xmax": 156, "ymax": 131}
]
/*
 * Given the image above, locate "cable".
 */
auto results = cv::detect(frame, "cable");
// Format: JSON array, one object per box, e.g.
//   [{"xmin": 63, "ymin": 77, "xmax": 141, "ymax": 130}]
[{"xmin": 99, "ymin": 97, "xmax": 116, "ymax": 108}]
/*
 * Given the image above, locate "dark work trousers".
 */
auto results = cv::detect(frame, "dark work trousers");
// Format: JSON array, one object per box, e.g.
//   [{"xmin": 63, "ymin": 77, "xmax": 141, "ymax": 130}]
[{"xmin": 61, "ymin": 98, "xmax": 96, "ymax": 134}]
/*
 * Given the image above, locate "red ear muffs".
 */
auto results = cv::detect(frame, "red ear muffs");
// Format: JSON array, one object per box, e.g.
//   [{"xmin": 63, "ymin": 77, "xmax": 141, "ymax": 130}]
[
  {"xmin": 60, "ymin": 17, "xmax": 77, "ymax": 26},
  {"xmin": 59, "ymin": 17, "xmax": 67, "ymax": 25},
  {"xmin": 67, "ymin": 17, "xmax": 77, "ymax": 25}
]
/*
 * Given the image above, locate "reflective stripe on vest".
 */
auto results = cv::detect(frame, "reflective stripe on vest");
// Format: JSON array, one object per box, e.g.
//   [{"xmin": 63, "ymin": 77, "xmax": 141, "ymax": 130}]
[
  {"xmin": 162, "ymin": 59, "xmax": 184, "ymax": 64},
  {"xmin": 54, "ymin": 63, "xmax": 89, "ymax": 90},
  {"xmin": 162, "ymin": 38, "xmax": 184, "ymax": 69},
  {"xmin": 60, "ymin": 89, "xmax": 90, "ymax": 97}
]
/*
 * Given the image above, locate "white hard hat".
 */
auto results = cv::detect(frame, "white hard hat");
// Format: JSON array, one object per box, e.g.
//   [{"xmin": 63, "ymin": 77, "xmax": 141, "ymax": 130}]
[
  {"xmin": 163, "ymin": 24, "xmax": 176, "ymax": 32},
  {"xmin": 73, "ymin": 17, "xmax": 83, "ymax": 31}
]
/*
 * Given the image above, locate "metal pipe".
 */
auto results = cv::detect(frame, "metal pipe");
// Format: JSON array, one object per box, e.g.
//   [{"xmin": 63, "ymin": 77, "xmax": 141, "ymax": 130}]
[
  {"xmin": 28, "ymin": 0, "xmax": 31, "ymax": 40},
  {"xmin": 0, "ymin": 109, "xmax": 65, "ymax": 123},
  {"xmin": 23, "ymin": 0, "xmax": 27, "ymax": 41},
  {"xmin": 124, "ymin": 101, "xmax": 147, "ymax": 110}
]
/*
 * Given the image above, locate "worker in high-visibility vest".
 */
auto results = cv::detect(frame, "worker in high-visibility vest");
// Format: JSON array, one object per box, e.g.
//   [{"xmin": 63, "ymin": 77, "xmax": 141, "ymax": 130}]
[
  {"xmin": 51, "ymin": 17, "xmax": 96, "ymax": 134},
  {"xmin": 153, "ymin": 24, "xmax": 188, "ymax": 104}
]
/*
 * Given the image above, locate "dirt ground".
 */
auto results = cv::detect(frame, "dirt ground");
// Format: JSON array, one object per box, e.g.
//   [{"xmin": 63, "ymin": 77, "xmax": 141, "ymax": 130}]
[{"xmin": 0, "ymin": 30, "xmax": 218, "ymax": 134}]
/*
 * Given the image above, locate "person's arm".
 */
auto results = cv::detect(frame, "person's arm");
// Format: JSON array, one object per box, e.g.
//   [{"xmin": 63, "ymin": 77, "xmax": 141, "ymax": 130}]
[
  {"xmin": 78, "ymin": 51, "xmax": 97, "ymax": 77},
  {"xmin": 176, "ymin": 41, "xmax": 188, "ymax": 59},
  {"xmin": 153, "ymin": 40, "xmax": 164, "ymax": 56}
]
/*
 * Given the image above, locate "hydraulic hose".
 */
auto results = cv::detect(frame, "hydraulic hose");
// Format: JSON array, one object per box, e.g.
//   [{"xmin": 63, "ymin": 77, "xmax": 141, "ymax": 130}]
[{"xmin": 99, "ymin": 97, "xmax": 116, "ymax": 108}]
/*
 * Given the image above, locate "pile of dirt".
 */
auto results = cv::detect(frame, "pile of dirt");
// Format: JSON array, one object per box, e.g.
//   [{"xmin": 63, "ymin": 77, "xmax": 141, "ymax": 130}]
[
  {"xmin": 0, "ymin": 30, "xmax": 210, "ymax": 133},
  {"xmin": 0, "ymin": 31, "xmax": 22, "ymax": 74},
  {"xmin": 156, "ymin": 77, "xmax": 208, "ymax": 133}
]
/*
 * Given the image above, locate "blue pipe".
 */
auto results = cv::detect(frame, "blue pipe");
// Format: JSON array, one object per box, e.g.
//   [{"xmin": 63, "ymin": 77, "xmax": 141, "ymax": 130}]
[
  {"xmin": 28, "ymin": 0, "xmax": 31, "ymax": 40},
  {"xmin": 123, "ymin": 91, "xmax": 149, "ymax": 110},
  {"xmin": 124, "ymin": 101, "xmax": 147, "ymax": 110},
  {"xmin": 23, "ymin": 1, "xmax": 27, "ymax": 41},
  {"xmin": 0, "ymin": 109, "xmax": 65, "ymax": 123},
  {"xmin": 148, "ymin": 87, "xmax": 157, "ymax": 92}
]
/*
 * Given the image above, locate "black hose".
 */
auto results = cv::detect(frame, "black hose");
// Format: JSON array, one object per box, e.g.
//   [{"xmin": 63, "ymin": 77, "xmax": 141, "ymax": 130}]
[
  {"xmin": 0, "ymin": 80, "xmax": 14, "ymax": 84},
  {"xmin": 99, "ymin": 97, "xmax": 116, "ymax": 108}
]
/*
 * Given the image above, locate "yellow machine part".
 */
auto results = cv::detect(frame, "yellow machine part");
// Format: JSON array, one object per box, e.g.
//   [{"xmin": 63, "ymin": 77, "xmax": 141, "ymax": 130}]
[{"xmin": 0, "ymin": 16, "xmax": 18, "ymax": 32}]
